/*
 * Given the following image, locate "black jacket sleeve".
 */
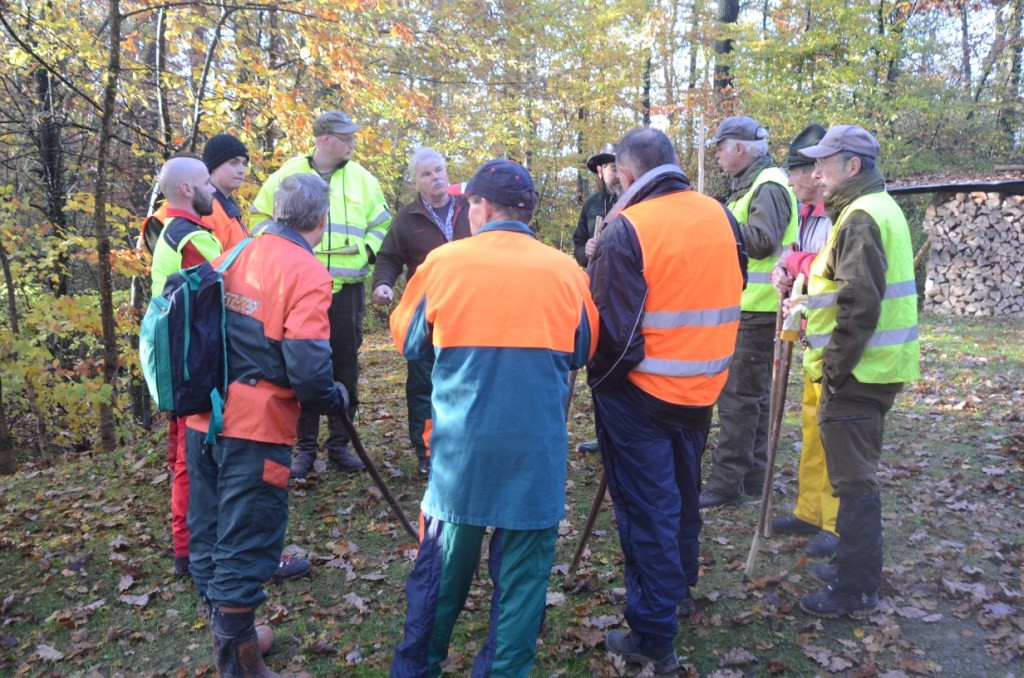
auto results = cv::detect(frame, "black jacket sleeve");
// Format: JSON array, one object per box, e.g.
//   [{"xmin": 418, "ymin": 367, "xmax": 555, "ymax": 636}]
[
  {"xmin": 572, "ymin": 206, "xmax": 592, "ymax": 267},
  {"xmin": 371, "ymin": 226, "xmax": 405, "ymax": 289},
  {"xmin": 586, "ymin": 215, "xmax": 648, "ymax": 390}
]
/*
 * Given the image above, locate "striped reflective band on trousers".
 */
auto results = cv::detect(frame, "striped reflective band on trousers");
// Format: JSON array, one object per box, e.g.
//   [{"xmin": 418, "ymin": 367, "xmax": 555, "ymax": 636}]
[
  {"xmin": 633, "ymin": 305, "xmax": 740, "ymax": 377},
  {"xmin": 803, "ymin": 279, "xmax": 918, "ymax": 350}
]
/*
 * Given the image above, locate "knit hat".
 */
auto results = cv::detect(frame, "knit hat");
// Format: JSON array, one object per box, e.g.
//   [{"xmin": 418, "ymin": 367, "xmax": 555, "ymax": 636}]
[{"xmin": 203, "ymin": 134, "xmax": 249, "ymax": 172}]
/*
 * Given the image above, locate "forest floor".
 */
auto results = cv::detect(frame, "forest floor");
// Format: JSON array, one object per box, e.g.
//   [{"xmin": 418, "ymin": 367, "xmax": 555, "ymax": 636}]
[{"xmin": 1, "ymin": 313, "xmax": 1022, "ymax": 677}]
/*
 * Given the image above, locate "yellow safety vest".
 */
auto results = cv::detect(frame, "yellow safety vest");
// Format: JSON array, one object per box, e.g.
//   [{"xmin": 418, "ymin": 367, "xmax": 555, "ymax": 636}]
[
  {"xmin": 803, "ymin": 191, "xmax": 920, "ymax": 384},
  {"xmin": 727, "ymin": 166, "xmax": 798, "ymax": 313}
]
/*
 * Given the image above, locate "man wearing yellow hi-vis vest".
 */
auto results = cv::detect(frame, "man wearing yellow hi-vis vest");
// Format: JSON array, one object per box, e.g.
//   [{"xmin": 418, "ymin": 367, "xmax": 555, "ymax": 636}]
[
  {"xmin": 701, "ymin": 116, "xmax": 799, "ymax": 509},
  {"xmin": 251, "ymin": 110, "xmax": 392, "ymax": 478},
  {"xmin": 795, "ymin": 125, "xmax": 920, "ymax": 618}
]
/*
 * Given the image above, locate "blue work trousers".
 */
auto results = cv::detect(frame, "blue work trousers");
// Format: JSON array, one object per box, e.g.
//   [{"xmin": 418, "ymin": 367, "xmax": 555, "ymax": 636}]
[{"xmin": 594, "ymin": 387, "xmax": 707, "ymax": 646}]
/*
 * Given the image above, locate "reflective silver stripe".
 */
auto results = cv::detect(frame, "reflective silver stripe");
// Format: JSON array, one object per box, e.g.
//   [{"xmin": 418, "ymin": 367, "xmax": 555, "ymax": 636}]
[
  {"xmin": 883, "ymin": 279, "xmax": 917, "ymax": 300},
  {"xmin": 364, "ymin": 229, "xmax": 385, "ymax": 243},
  {"xmin": 251, "ymin": 218, "xmax": 273, "ymax": 236},
  {"xmin": 805, "ymin": 325, "xmax": 920, "ymax": 351},
  {"xmin": 327, "ymin": 223, "xmax": 366, "ymax": 238},
  {"xmin": 367, "ymin": 209, "xmax": 391, "ymax": 228},
  {"xmin": 807, "ymin": 279, "xmax": 917, "ymax": 311},
  {"xmin": 747, "ymin": 272, "xmax": 771, "ymax": 284},
  {"xmin": 642, "ymin": 306, "xmax": 740, "ymax": 329},
  {"xmin": 634, "ymin": 354, "xmax": 733, "ymax": 377},
  {"xmin": 327, "ymin": 265, "xmax": 370, "ymax": 278}
]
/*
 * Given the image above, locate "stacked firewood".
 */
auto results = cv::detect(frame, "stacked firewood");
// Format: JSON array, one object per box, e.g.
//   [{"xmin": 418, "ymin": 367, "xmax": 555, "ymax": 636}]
[{"xmin": 923, "ymin": 192, "xmax": 1024, "ymax": 317}]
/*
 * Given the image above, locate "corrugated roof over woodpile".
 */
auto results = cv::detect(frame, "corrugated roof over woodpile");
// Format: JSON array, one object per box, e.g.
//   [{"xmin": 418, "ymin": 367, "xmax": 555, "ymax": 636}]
[{"xmin": 886, "ymin": 170, "xmax": 1024, "ymax": 195}]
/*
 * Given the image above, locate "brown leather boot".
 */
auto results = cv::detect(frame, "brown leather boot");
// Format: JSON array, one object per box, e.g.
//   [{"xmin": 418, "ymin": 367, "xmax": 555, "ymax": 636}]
[{"xmin": 211, "ymin": 606, "xmax": 278, "ymax": 677}]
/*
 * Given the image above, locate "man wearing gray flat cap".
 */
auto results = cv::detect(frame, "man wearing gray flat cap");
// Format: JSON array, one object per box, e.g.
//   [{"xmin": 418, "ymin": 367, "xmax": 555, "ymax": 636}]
[
  {"xmin": 701, "ymin": 116, "xmax": 799, "ymax": 509},
  {"xmin": 794, "ymin": 124, "xmax": 919, "ymax": 618},
  {"xmin": 252, "ymin": 110, "xmax": 392, "ymax": 479}
]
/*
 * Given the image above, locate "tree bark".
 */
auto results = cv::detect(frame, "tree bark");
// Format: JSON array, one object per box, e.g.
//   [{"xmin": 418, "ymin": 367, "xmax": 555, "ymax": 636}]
[
  {"xmin": 94, "ymin": 0, "xmax": 123, "ymax": 453},
  {"xmin": 715, "ymin": 0, "xmax": 739, "ymax": 109},
  {"xmin": 0, "ymin": 371, "xmax": 13, "ymax": 474}
]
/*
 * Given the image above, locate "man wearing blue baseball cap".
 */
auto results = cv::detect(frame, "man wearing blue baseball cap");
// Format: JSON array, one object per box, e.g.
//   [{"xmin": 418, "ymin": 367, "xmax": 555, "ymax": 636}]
[
  {"xmin": 390, "ymin": 159, "xmax": 598, "ymax": 676},
  {"xmin": 794, "ymin": 125, "xmax": 920, "ymax": 617}
]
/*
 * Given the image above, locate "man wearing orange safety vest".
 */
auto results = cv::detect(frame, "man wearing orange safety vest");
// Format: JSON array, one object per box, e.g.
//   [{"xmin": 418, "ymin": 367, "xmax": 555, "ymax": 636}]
[
  {"xmin": 701, "ymin": 116, "xmax": 799, "ymax": 509},
  {"xmin": 587, "ymin": 128, "xmax": 746, "ymax": 672}
]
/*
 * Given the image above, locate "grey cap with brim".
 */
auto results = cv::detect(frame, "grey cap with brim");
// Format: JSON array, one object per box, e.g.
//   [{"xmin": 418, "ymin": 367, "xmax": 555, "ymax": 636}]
[
  {"xmin": 798, "ymin": 124, "xmax": 880, "ymax": 160},
  {"xmin": 313, "ymin": 110, "xmax": 362, "ymax": 136},
  {"xmin": 707, "ymin": 116, "xmax": 768, "ymax": 146}
]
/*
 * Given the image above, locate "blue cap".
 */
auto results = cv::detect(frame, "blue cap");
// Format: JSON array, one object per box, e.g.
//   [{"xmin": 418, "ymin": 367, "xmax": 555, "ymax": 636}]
[{"xmin": 465, "ymin": 159, "xmax": 538, "ymax": 210}]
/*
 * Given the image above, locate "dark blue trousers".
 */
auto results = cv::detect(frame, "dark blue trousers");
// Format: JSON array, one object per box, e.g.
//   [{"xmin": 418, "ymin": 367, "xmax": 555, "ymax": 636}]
[{"xmin": 594, "ymin": 386, "xmax": 707, "ymax": 646}]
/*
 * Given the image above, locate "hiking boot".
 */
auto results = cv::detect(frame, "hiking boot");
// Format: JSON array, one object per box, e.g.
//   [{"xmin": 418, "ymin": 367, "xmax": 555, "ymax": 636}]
[
  {"xmin": 698, "ymin": 490, "xmax": 742, "ymax": 509},
  {"xmin": 211, "ymin": 606, "xmax": 278, "ymax": 677},
  {"xmin": 743, "ymin": 479, "xmax": 765, "ymax": 497},
  {"xmin": 810, "ymin": 562, "xmax": 838, "ymax": 585},
  {"xmin": 418, "ymin": 457, "xmax": 431, "ymax": 480},
  {"xmin": 605, "ymin": 629, "xmax": 679, "ymax": 675},
  {"xmin": 805, "ymin": 530, "xmax": 839, "ymax": 558},
  {"xmin": 576, "ymin": 439, "xmax": 600, "ymax": 454},
  {"xmin": 328, "ymin": 444, "xmax": 364, "ymax": 473},
  {"xmin": 800, "ymin": 584, "xmax": 878, "ymax": 618},
  {"xmin": 290, "ymin": 448, "xmax": 317, "ymax": 479},
  {"xmin": 174, "ymin": 555, "xmax": 190, "ymax": 578},
  {"xmin": 273, "ymin": 555, "xmax": 312, "ymax": 582},
  {"xmin": 772, "ymin": 514, "xmax": 821, "ymax": 536}
]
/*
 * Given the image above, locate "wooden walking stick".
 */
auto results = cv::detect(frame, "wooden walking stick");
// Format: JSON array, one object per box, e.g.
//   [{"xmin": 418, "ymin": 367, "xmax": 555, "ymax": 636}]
[
  {"xmin": 563, "ymin": 471, "xmax": 608, "ymax": 589},
  {"xmin": 339, "ymin": 411, "xmax": 419, "ymax": 541},
  {"xmin": 743, "ymin": 278, "xmax": 801, "ymax": 580}
]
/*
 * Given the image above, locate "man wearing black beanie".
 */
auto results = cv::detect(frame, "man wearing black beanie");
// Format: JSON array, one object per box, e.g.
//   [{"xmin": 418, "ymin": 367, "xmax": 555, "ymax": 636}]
[{"xmin": 202, "ymin": 133, "xmax": 251, "ymax": 250}]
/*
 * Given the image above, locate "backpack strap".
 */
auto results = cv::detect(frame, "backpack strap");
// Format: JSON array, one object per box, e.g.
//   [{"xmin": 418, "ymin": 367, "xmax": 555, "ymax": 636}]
[{"xmin": 205, "ymin": 237, "xmax": 254, "ymax": 445}]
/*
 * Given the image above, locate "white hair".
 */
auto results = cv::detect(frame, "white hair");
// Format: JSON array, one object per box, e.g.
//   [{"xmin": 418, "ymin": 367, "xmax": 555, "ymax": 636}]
[
  {"xmin": 733, "ymin": 138, "xmax": 769, "ymax": 158},
  {"xmin": 408, "ymin": 147, "xmax": 445, "ymax": 181}
]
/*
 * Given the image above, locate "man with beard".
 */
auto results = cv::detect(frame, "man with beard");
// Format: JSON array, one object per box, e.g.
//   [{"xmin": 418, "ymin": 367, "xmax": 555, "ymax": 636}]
[
  {"xmin": 573, "ymin": 142, "xmax": 621, "ymax": 455},
  {"xmin": 371, "ymin": 148, "xmax": 471, "ymax": 479},
  {"xmin": 148, "ymin": 154, "xmax": 221, "ymax": 577}
]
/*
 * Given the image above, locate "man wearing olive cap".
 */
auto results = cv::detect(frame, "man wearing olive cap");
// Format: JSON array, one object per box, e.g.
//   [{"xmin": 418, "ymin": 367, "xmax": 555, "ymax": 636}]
[
  {"xmin": 251, "ymin": 110, "xmax": 392, "ymax": 479},
  {"xmin": 701, "ymin": 115, "xmax": 799, "ymax": 509},
  {"xmin": 795, "ymin": 125, "xmax": 919, "ymax": 617},
  {"xmin": 390, "ymin": 159, "xmax": 598, "ymax": 675}
]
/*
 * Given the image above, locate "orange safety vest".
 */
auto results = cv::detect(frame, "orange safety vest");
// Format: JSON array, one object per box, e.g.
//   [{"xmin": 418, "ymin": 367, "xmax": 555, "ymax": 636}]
[{"xmin": 623, "ymin": 191, "xmax": 744, "ymax": 407}]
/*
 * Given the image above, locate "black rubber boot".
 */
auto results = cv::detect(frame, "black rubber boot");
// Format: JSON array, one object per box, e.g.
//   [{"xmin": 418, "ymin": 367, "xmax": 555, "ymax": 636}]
[{"xmin": 211, "ymin": 606, "xmax": 278, "ymax": 677}]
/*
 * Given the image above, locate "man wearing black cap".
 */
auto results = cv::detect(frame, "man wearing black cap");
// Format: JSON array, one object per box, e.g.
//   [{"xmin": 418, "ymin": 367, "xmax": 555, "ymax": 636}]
[
  {"xmin": 701, "ymin": 115, "xmax": 799, "ymax": 509},
  {"xmin": 573, "ymin": 142, "xmax": 621, "ymax": 455},
  {"xmin": 769, "ymin": 124, "xmax": 841, "ymax": 559},
  {"xmin": 572, "ymin": 142, "xmax": 621, "ymax": 268},
  {"xmin": 251, "ymin": 110, "xmax": 392, "ymax": 479},
  {"xmin": 202, "ymin": 133, "xmax": 251, "ymax": 251},
  {"xmin": 794, "ymin": 125, "xmax": 919, "ymax": 617},
  {"xmin": 390, "ymin": 159, "xmax": 597, "ymax": 676}
]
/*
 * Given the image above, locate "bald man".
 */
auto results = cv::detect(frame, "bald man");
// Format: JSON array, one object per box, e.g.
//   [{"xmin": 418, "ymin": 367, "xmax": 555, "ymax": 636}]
[{"xmin": 149, "ymin": 154, "xmax": 222, "ymax": 577}]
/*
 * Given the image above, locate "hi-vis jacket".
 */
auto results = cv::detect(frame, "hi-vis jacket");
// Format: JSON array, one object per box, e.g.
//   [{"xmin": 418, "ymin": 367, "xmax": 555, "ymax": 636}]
[
  {"xmin": 390, "ymin": 221, "xmax": 598, "ymax": 530},
  {"xmin": 250, "ymin": 157, "xmax": 391, "ymax": 292},
  {"xmin": 588, "ymin": 167, "xmax": 746, "ymax": 409},
  {"xmin": 803, "ymin": 169, "xmax": 920, "ymax": 386},
  {"xmin": 188, "ymin": 222, "xmax": 342, "ymax": 445},
  {"xmin": 727, "ymin": 165, "xmax": 799, "ymax": 313},
  {"xmin": 149, "ymin": 210, "xmax": 221, "ymax": 297}
]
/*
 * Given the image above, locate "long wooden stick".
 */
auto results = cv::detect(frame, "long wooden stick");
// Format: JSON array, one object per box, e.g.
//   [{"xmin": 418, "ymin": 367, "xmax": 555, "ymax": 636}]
[
  {"xmin": 563, "ymin": 471, "xmax": 608, "ymax": 589},
  {"xmin": 743, "ymin": 300, "xmax": 793, "ymax": 579},
  {"xmin": 340, "ymin": 411, "xmax": 419, "ymax": 541}
]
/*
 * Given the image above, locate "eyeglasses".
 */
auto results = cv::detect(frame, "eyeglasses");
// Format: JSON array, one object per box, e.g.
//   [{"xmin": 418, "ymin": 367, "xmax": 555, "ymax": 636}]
[
  {"xmin": 814, "ymin": 155, "xmax": 845, "ymax": 169},
  {"xmin": 330, "ymin": 133, "xmax": 356, "ymax": 144}
]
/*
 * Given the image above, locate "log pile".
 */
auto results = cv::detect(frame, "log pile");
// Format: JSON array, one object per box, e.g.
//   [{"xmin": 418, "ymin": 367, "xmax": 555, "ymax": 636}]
[{"xmin": 923, "ymin": 192, "xmax": 1024, "ymax": 317}]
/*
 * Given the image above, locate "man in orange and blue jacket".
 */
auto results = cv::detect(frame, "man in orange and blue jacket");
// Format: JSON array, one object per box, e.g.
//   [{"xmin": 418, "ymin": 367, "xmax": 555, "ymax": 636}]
[
  {"xmin": 389, "ymin": 159, "xmax": 598, "ymax": 676},
  {"xmin": 185, "ymin": 174, "xmax": 346, "ymax": 675}
]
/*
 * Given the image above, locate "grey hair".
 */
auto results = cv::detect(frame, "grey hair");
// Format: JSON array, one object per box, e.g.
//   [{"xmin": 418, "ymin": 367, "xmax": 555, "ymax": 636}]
[
  {"xmin": 273, "ymin": 174, "xmax": 330, "ymax": 233},
  {"xmin": 617, "ymin": 128, "xmax": 677, "ymax": 176},
  {"xmin": 408, "ymin": 147, "xmax": 445, "ymax": 181},
  {"xmin": 841, "ymin": 151, "xmax": 877, "ymax": 174},
  {"xmin": 734, "ymin": 138, "xmax": 769, "ymax": 158}
]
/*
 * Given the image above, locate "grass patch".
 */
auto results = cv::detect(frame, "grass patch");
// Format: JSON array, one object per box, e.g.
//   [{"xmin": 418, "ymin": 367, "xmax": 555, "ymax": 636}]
[{"xmin": 1, "ymin": 313, "xmax": 1022, "ymax": 675}]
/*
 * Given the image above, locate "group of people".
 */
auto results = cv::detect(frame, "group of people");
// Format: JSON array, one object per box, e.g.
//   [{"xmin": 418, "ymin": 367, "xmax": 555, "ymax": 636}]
[{"xmin": 145, "ymin": 109, "xmax": 919, "ymax": 676}]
